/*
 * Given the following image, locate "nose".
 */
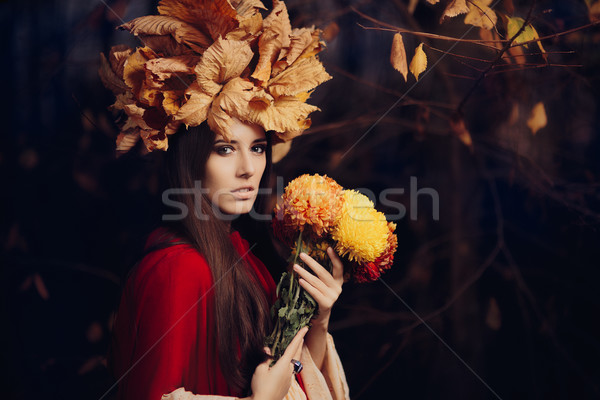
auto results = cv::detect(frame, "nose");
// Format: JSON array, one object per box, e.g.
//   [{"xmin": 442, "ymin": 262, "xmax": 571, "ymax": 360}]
[{"xmin": 237, "ymin": 148, "xmax": 256, "ymax": 178}]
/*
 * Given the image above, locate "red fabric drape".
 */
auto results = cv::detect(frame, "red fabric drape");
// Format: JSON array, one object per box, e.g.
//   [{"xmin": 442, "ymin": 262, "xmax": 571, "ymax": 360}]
[{"xmin": 108, "ymin": 227, "xmax": 301, "ymax": 400}]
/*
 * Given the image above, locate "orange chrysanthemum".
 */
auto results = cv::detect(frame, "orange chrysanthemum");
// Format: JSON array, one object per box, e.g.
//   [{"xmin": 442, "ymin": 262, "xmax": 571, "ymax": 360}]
[{"xmin": 275, "ymin": 174, "xmax": 344, "ymax": 237}]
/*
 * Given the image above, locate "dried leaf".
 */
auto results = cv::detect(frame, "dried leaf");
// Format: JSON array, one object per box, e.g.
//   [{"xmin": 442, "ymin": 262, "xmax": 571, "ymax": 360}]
[
  {"xmin": 247, "ymin": 95, "xmax": 319, "ymax": 139},
  {"xmin": 390, "ymin": 33, "xmax": 408, "ymax": 82},
  {"xmin": 272, "ymin": 140, "xmax": 292, "ymax": 163},
  {"xmin": 99, "ymin": 53, "xmax": 128, "ymax": 95},
  {"xmin": 226, "ymin": 11, "xmax": 263, "ymax": 41},
  {"xmin": 208, "ymin": 78, "xmax": 256, "ymax": 140},
  {"xmin": 120, "ymin": 15, "xmax": 212, "ymax": 53},
  {"xmin": 506, "ymin": 17, "xmax": 539, "ymax": 49},
  {"xmin": 33, "ymin": 273, "xmax": 50, "ymax": 300},
  {"xmin": 108, "ymin": 45, "xmax": 132, "ymax": 77},
  {"xmin": 158, "ymin": 0, "xmax": 238, "ymax": 40},
  {"xmin": 271, "ymin": 28, "xmax": 315, "ymax": 76},
  {"xmin": 485, "ymin": 298, "xmax": 502, "ymax": 330},
  {"xmin": 527, "ymin": 102, "xmax": 547, "ymax": 135},
  {"xmin": 194, "ymin": 37, "xmax": 254, "ymax": 97},
  {"xmin": 479, "ymin": 28, "xmax": 503, "ymax": 52},
  {"xmin": 409, "ymin": 43, "xmax": 427, "ymax": 81},
  {"xmin": 425, "ymin": 0, "xmax": 440, "ymax": 4},
  {"xmin": 230, "ymin": 0, "xmax": 267, "ymax": 17},
  {"xmin": 322, "ymin": 22, "xmax": 340, "ymax": 42},
  {"xmin": 174, "ymin": 82, "xmax": 213, "ymax": 126},
  {"xmin": 503, "ymin": 0, "xmax": 515, "ymax": 15},
  {"xmin": 589, "ymin": 1, "xmax": 600, "ymax": 22},
  {"xmin": 138, "ymin": 34, "xmax": 194, "ymax": 56},
  {"xmin": 267, "ymin": 57, "xmax": 332, "ymax": 98},
  {"xmin": 441, "ymin": 0, "xmax": 470, "ymax": 23},
  {"xmin": 464, "ymin": 0, "xmax": 497, "ymax": 30},
  {"xmin": 251, "ymin": 0, "xmax": 292, "ymax": 83},
  {"xmin": 116, "ymin": 129, "xmax": 141, "ymax": 152},
  {"xmin": 450, "ymin": 115, "xmax": 473, "ymax": 149},
  {"xmin": 162, "ymin": 90, "xmax": 185, "ymax": 115},
  {"xmin": 123, "ymin": 47, "xmax": 156, "ymax": 97},
  {"xmin": 144, "ymin": 55, "xmax": 198, "ymax": 87}
]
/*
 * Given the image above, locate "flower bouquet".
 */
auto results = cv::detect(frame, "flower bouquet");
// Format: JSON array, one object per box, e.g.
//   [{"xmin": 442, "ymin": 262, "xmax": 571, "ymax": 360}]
[{"xmin": 265, "ymin": 174, "xmax": 398, "ymax": 361}]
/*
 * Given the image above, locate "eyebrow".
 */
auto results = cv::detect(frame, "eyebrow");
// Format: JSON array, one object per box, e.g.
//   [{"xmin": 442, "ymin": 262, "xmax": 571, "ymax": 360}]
[{"xmin": 213, "ymin": 138, "xmax": 267, "ymax": 144}]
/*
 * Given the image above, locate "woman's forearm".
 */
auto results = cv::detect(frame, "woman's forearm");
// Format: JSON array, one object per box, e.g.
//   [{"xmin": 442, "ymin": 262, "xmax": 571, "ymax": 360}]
[{"xmin": 304, "ymin": 319, "xmax": 329, "ymax": 371}]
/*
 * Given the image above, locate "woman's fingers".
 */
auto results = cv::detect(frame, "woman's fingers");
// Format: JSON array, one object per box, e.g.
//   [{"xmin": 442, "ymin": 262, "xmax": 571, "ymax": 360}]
[
  {"xmin": 294, "ymin": 264, "xmax": 328, "ymax": 294},
  {"xmin": 327, "ymin": 247, "xmax": 345, "ymax": 284},
  {"xmin": 298, "ymin": 277, "xmax": 330, "ymax": 306},
  {"xmin": 280, "ymin": 326, "xmax": 308, "ymax": 364},
  {"xmin": 299, "ymin": 252, "xmax": 336, "ymax": 286}
]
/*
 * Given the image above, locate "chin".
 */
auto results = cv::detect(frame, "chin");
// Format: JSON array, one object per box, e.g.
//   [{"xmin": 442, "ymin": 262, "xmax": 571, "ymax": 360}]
[{"xmin": 218, "ymin": 200, "xmax": 256, "ymax": 217}]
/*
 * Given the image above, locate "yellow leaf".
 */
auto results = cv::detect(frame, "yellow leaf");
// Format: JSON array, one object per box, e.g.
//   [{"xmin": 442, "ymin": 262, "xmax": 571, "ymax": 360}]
[
  {"xmin": 440, "ymin": 0, "xmax": 470, "ymax": 22},
  {"xmin": 506, "ymin": 17, "xmax": 538, "ymax": 48},
  {"xmin": 527, "ymin": 102, "xmax": 547, "ymax": 135},
  {"xmin": 123, "ymin": 47, "xmax": 156, "ymax": 97},
  {"xmin": 267, "ymin": 57, "xmax": 332, "ymax": 98},
  {"xmin": 464, "ymin": 0, "xmax": 497, "ymax": 30},
  {"xmin": 390, "ymin": 33, "xmax": 408, "ymax": 82},
  {"xmin": 409, "ymin": 43, "xmax": 427, "ymax": 81}
]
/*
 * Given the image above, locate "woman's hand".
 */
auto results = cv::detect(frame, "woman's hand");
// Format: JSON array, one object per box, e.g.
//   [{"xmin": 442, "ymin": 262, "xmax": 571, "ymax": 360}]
[
  {"xmin": 248, "ymin": 326, "xmax": 308, "ymax": 400},
  {"xmin": 294, "ymin": 247, "xmax": 344, "ymax": 328}
]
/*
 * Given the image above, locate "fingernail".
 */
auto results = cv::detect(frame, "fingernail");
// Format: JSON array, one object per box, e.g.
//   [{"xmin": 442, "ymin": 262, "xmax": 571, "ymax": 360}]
[{"xmin": 293, "ymin": 264, "xmax": 300, "ymax": 271}]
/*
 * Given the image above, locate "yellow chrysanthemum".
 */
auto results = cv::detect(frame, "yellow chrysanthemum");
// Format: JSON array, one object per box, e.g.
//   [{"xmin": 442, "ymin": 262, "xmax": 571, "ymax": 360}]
[{"xmin": 332, "ymin": 190, "xmax": 389, "ymax": 263}]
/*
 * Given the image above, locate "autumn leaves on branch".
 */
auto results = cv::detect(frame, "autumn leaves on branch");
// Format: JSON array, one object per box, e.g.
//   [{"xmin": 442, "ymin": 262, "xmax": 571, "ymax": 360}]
[{"xmin": 355, "ymin": 0, "xmax": 600, "ymax": 147}]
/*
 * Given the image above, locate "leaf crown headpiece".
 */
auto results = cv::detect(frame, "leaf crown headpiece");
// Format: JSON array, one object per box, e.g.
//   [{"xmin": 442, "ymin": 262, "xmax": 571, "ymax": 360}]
[{"xmin": 99, "ymin": 0, "xmax": 332, "ymax": 160}]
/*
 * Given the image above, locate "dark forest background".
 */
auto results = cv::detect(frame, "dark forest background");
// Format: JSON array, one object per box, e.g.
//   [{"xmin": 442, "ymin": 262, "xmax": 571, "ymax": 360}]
[{"xmin": 2, "ymin": 0, "xmax": 600, "ymax": 399}]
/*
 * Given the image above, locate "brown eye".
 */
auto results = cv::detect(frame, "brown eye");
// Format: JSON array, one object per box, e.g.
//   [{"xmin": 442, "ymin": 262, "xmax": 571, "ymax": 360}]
[
  {"xmin": 215, "ymin": 146, "xmax": 234, "ymax": 155},
  {"xmin": 252, "ymin": 144, "xmax": 267, "ymax": 154}
]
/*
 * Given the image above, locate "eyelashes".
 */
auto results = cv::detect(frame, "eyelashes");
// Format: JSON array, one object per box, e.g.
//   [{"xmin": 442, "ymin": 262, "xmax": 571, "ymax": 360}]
[{"xmin": 213, "ymin": 144, "xmax": 267, "ymax": 156}]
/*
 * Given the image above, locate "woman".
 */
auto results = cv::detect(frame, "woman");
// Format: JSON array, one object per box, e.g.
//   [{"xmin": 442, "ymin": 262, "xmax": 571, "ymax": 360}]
[{"xmin": 107, "ymin": 119, "xmax": 349, "ymax": 400}]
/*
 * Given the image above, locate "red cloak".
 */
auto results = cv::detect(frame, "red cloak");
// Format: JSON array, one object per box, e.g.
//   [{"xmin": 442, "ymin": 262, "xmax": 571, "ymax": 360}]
[{"xmin": 107, "ymin": 228, "xmax": 304, "ymax": 400}]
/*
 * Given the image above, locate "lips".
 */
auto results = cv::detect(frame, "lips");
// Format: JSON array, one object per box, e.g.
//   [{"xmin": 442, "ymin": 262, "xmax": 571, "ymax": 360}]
[{"xmin": 231, "ymin": 186, "xmax": 255, "ymax": 200}]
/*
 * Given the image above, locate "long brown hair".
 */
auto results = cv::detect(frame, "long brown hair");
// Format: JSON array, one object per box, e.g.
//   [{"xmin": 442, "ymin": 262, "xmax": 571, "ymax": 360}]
[{"xmin": 161, "ymin": 122, "xmax": 274, "ymax": 396}]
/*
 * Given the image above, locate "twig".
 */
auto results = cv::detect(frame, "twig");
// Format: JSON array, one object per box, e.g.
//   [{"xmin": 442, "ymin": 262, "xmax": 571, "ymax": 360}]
[{"xmin": 456, "ymin": 0, "xmax": 538, "ymax": 113}]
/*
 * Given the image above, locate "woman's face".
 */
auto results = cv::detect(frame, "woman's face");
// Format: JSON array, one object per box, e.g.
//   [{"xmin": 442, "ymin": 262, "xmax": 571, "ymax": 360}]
[{"xmin": 203, "ymin": 119, "xmax": 268, "ymax": 216}]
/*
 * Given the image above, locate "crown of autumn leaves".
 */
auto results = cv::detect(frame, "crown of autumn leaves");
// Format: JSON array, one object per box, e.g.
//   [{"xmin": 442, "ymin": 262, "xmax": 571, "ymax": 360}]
[{"xmin": 99, "ymin": 0, "xmax": 332, "ymax": 158}]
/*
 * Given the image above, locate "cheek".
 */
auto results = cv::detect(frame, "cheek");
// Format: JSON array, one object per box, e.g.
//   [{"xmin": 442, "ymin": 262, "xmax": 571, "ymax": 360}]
[{"xmin": 204, "ymin": 158, "xmax": 232, "ymax": 192}]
